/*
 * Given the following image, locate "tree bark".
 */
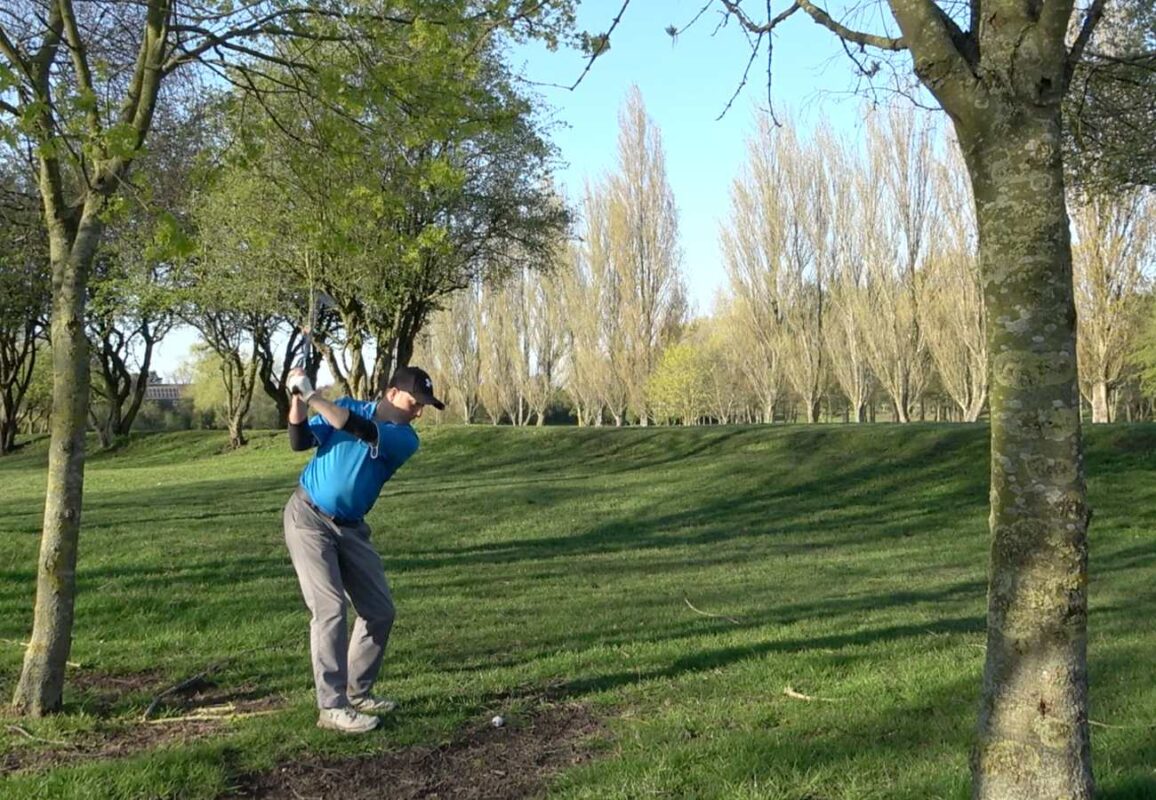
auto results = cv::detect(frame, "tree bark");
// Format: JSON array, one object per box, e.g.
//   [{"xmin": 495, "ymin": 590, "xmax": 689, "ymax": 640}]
[
  {"xmin": 961, "ymin": 114, "xmax": 1093, "ymax": 800},
  {"xmin": 13, "ymin": 209, "xmax": 102, "ymax": 715}
]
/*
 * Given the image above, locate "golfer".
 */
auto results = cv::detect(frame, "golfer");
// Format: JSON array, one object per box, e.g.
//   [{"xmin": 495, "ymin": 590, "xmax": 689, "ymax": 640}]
[{"xmin": 282, "ymin": 364, "xmax": 444, "ymax": 733}]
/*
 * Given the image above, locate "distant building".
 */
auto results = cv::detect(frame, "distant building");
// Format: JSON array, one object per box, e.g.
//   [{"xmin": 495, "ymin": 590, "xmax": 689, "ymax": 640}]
[{"xmin": 143, "ymin": 384, "xmax": 188, "ymax": 402}]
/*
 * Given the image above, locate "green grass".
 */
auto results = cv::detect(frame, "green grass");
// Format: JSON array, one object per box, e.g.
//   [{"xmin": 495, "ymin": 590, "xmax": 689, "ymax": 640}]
[{"xmin": 1, "ymin": 424, "xmax": 1154, "ymax": 799}]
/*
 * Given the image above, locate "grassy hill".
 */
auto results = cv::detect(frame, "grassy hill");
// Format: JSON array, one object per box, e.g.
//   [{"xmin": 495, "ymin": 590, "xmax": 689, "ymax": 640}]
[{"xmin": 0, "ymin": 425, "xmax": 1153, "ymax": 799}]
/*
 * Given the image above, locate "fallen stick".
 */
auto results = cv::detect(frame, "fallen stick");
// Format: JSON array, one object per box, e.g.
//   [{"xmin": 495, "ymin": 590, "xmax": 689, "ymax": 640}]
[
  {"xmin": 140, "ymin": 647, "xmax": 271, "ymax": 721},
  {"xmin": 6, "ymin": 724, "xmax": 72, "ymax": 747},
  {"xmin": 683, "ymin": 597, "xmax": 741, "ymax": 625},
  {"xmin": 783, "ymin": 685, "xmax": 837, "ymax": 703},
  {"xmin": 141, "ymin": 666, "xmax": 222, "ymax": 721},
  {"xmin": 1089, "ymin": 719, "xmax": 1156, "ymax": 730},
  {"xmin": 145, "ymin": 709, "xmax": 278, "ymax": 724}
]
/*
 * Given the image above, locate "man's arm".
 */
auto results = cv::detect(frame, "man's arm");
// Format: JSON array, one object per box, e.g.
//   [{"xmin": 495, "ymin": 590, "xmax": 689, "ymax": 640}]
[{"xmin": 286, "ymin": 369, "xmax": 377, "ymax": 447}]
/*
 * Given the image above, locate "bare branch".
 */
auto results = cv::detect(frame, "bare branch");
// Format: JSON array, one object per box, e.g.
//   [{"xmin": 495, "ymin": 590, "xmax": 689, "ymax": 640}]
[
  {"xmin": 164, "ymin": 34, "xmax": 319, "ymax": 76},
  {"xmin": 715, "ymin": 27, "xmax": 763, "ymax": 121},
  {"xmin": 669, "ymin": 1, "xmax": 714, "ymax": 37},
  {"xmin": 718, "ymin": 0, "xmax": 772, "ymax": 32},
  {"xmin": 796, "ymin": 0, "xmax": 905, "ymax": 50},
  {"xmin": 1067, "ymin": 0, "xmax": 1108, "ymax": 77},
  {"xmin": 566, "ymin": 0, "xmax": 630, "ymax": 91}
]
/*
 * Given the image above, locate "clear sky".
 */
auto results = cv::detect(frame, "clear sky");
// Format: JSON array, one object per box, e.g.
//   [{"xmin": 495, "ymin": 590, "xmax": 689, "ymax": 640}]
[
  {"xmin": 152, "ymin": 1, "xmax": 909, "ymax": 378},
  {"xmin": 511, "ymin": 0, "xmax": 908, "ymax": 314}
]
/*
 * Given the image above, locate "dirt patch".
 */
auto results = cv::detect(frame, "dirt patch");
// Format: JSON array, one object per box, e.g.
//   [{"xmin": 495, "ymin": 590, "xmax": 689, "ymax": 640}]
[
  {"xmin": 67, "ymin": 667, "xmax": 168, "ymax": 715},
  {"xmin": 1, "ymin": 717, "xmax": 222, "ymax": 776},
  {"xmin": 1, "ymin": 672, "xmax": 285, "ymax": 777},
  {"xmin": 227, "ymin": 703, "xmax": 606, "ymax": 800}
]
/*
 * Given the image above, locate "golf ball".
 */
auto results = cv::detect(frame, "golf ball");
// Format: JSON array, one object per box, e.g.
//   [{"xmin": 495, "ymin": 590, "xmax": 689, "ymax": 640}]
[{"xmin": 491, "ymin": 715, "xmax": 505, "ymax": 728}]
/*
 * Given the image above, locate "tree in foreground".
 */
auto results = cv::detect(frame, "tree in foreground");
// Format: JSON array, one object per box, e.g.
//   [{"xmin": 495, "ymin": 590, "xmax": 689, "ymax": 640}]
[{"xmin": 656, "ymin": 0, "xmax": 1116, "ymax": 795}]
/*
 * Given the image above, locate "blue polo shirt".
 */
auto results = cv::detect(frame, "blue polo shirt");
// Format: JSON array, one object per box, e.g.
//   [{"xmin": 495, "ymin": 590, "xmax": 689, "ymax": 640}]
[{"xmin": 299, "ymin": 398, "xmax": 419, "ymax": 521}]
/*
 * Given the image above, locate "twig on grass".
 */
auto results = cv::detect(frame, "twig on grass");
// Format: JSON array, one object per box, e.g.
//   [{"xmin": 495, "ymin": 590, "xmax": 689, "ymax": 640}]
[
  {"xmin": 1089, "ymin": 719, "xmax": 1156, "ymax": 729},
  {"xmin": 145, "ymin": 706, "xmax": 279, "ymax": 724},
  {"xmin": 683, "ymin": 597, "xmax": 741, "ymax": 625},
  {"xmin": 783, "ymin": 685, "xmax": 838, "ymax": 703},
  {"xmin": 141, "ymin": 662, "xmax": 229, "ymax": 721},
  {"xmin": 140, "ymin": 648, "xmax": 271, "ymax": 721},
  {"xmin": 6, "ymin": 724, "xmax": 72, "ymax": 747}
]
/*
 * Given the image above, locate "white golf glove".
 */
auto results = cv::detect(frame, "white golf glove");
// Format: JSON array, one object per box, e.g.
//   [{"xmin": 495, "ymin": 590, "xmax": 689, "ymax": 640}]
[{"xmin": 287, "ymin": 372, "xmax": 316, "ymax": 403}]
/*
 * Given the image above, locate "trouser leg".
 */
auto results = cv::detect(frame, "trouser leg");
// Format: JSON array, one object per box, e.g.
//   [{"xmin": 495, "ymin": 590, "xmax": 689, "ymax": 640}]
[
  {"xmin": 340, "ymin": 521, "xmax": 396, "ymax": 699},
  {"xmin": 284, "ymin": 493, "xmax": 349, "ymax": 709}
]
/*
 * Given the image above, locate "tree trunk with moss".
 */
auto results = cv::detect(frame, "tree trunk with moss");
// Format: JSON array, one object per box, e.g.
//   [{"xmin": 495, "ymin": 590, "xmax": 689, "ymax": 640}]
[
  {"xmin": 12, "ymin": 209, "xmax": 103, "ymax": 714},
  {"xmin": 960, "ymin": 111, "xmax": 1092, "ymax": 800},
  {"xmin": 879, "ymin": 0, "xmax": 1096, "ymax": 795}
]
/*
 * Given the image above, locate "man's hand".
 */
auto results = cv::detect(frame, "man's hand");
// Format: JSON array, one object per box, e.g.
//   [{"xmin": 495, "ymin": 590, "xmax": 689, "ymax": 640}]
[{"xmin": 287, "ymin": 369, "xmax": 316, "ymax": 404}]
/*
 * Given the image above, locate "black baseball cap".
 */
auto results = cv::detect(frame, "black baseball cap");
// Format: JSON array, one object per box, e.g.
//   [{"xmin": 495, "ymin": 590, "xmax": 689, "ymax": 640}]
[{"xmin": 388, "ymin": 365, "xmax": 445, "ymax": 410}]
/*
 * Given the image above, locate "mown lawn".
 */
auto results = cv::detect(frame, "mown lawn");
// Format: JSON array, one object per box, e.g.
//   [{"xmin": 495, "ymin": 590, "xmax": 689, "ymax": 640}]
[{"xmin": 0, "ymin": 424, "xmax": 1153, "ymax": 799}]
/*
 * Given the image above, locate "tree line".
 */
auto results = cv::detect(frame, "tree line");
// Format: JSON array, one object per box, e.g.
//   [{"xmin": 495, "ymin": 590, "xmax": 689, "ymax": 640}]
[
  {"xmin": 10, "ymin": 90, "xmax": 1152, "ymax": 445},
  {"xmin": 413, "ymin": 99, "xmax": 1156, "ymax": 429}
]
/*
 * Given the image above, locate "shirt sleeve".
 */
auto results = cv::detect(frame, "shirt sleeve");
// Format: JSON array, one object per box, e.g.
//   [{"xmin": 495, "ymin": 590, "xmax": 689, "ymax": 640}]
[
  {"xmin": 308, "ymin": 397, "xmax": 349, "ymax": 447},
  {"xmin": 373, "ymin": 423, "xmax": 419, "ymax": 463}
]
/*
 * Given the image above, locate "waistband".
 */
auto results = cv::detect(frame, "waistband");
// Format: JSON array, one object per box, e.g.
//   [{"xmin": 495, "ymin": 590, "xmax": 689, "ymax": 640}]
[{"xmin": 294, "ymin": 485, "xmax": 362, "ymax": 527}]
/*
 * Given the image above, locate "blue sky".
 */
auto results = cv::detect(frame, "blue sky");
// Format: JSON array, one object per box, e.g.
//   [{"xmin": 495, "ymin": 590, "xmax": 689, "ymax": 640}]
[
  {"xmin": 513, "ymin": 0, "xmax": 910, "ymax": 313},
  {"xmin": 153, "ymin": 1, "xmax": 912, "ymax": 377}
]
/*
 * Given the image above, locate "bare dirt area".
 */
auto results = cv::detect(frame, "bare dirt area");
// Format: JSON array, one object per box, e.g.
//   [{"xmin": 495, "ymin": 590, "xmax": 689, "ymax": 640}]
[
  {"xmin": 1, "ymin": 669, "xmax": 284, "ymax": 777},
  {"xmin": 226, "ymin": 703, "xmax": 607, "ymax": 800}
]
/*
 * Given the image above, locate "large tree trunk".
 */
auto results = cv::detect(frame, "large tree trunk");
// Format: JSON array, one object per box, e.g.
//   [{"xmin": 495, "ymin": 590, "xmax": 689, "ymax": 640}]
[
  {"xmin": 13, "ymin": 212, "xmax": 102, "ymax": 715},
  {"xmin": 961, "ymin": 112, "xmax": 1092, "ymax": 800}
]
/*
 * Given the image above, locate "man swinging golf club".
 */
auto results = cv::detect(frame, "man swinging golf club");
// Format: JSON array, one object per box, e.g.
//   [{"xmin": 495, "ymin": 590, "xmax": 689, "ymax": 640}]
[{"xmin": 283, "ymin": 364, "xmax": 444, "ymax": 733}]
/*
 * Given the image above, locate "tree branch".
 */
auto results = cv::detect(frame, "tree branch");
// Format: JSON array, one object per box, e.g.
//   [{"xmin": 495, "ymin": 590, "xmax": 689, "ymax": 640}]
[
  {"xmin": 720, "ymin": 0, "xmax": 903, "ymax": 50},
  {"xmin": 58, "ymin": 0, "xmax": 103, "ymax": 139},
  {"xmin": 715, "ymin": 25, "xmax": 765, "ymax": 121},
  {"xmin": 566, "ymin": 0, "xmax": 630, "ymax": 91},
  {"xmin": 885, "ymin": 0, "xmax": 979, "ymax": 124},
  {"xmin": 1067, "ymin": 0, "xmax": 1107, "ymax": 77},
  {"xmin": 0, "ymin": 25, "xmax": 31, "ymax": 80},
  {"xmin": 796, "ymin": 0, "xmax": 905, "ymax": 50}
]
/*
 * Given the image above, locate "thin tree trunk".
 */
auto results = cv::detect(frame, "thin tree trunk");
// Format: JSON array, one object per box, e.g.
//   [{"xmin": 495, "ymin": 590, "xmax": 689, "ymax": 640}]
[
  {"xmin": 1090, "ymin": 381, "xmax": 1110, "ymax": 423},
  {"xmin": 13, "ymin": 211, "xmax": 101, "ymax": 715},
  {"xmin": 966, "ymin": 390, "xmax": 987, "ymax": 424}
]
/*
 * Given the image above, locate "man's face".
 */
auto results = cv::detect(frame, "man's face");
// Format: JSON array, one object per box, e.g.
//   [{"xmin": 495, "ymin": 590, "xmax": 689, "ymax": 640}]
[{"xmin": 385, "ymin": 387, "xmax": 424, "ymax": 422}]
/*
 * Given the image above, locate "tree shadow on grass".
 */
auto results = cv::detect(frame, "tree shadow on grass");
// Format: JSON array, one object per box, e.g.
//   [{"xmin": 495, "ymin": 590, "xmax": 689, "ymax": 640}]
[{"xmin": 1098, "ymin": 776, "xmax": 1156, "ymax": 799}]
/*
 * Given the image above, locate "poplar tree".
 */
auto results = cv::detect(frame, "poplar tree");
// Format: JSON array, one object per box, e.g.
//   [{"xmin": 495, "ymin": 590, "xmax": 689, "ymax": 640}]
[
  {"xmin": 607, "ymin": 87, "xmax": 687, "ymax": 424},
  {"xmin": 1071, "ymin": 188, "xmax": 1154, "ymax": 422}
]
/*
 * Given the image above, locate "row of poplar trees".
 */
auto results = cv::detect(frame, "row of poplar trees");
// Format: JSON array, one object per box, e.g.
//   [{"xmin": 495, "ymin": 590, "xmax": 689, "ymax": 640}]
[{"xmin": 413, "ymin": 99, "xmax": 1155, "ymax": 429}]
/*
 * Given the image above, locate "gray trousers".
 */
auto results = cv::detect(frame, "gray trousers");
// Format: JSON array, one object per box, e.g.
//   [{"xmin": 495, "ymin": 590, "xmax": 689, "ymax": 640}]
[{"xmin": 283, "ymin": 489, "xmax": 396, "ymax": 709}]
